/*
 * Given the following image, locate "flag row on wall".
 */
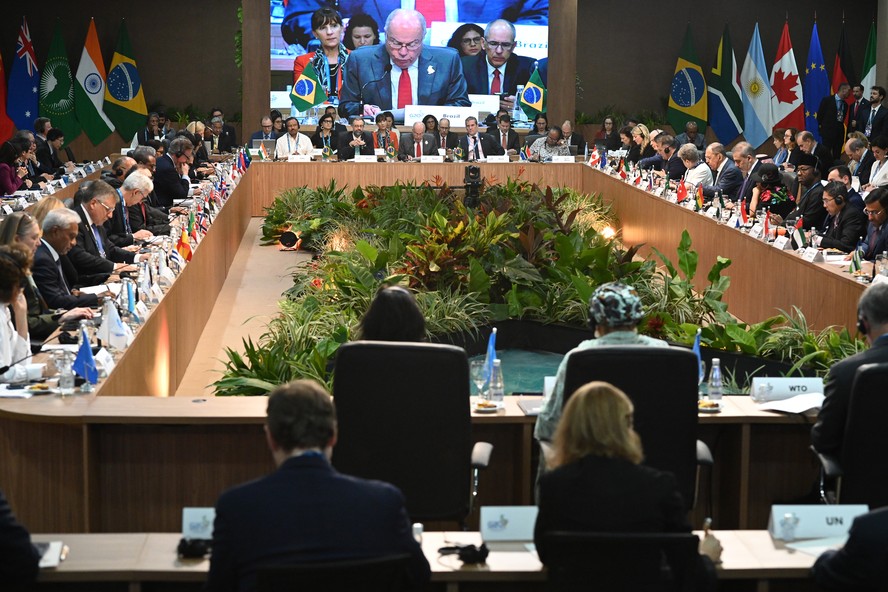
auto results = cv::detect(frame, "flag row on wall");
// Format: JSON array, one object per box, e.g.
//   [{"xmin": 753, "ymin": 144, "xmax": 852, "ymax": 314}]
[
  {"xmin": 0, "ymin": 18, "xmax": 149, "ymax": 146},
  {"xmin": 666, "ymin": 20, "xmax": 878, "ymax": 148}
]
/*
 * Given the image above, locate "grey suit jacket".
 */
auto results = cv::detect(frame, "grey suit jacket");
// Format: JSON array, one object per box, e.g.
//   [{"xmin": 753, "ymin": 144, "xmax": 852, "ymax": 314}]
[{"xmin": 397, "ymin": 133, "xmax": 438, "ymax": 160}]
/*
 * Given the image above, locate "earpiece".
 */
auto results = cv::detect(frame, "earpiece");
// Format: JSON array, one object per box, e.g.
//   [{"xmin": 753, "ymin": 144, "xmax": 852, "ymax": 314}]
[
  {"xmin": 833, "ymin": 193, "xmax": 844, "ymax": 206},
  {"xmin": 858, "ymin": 315, "xmax": 869, "ymax": 336}
]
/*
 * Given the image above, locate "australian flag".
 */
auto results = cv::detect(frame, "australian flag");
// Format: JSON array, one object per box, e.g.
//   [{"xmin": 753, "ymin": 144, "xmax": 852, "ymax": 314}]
[{"xmin": 7, "ymin": 17, "xmax": 40, "ymax": 131}]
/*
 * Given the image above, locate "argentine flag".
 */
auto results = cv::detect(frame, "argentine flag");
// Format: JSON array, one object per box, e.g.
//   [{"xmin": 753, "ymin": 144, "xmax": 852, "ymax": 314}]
[{"xmin": 740, "ymin": 24, "xmax": 772, "ymax": 148}]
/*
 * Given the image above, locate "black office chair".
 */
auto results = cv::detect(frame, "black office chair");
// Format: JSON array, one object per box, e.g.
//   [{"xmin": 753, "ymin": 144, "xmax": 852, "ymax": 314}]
[
  {"xmin": 332, "ymin": 341, "xmax": 493, "ymax": 527},
  {"xmin": 256, "ymin": 554, "xmax": 413, "ymax": 592},
  {"xmin": 542, "ymin": 531, "xmax": 711, "ymax": 592},
  {"xmin": 814, "ymin": 362, "xmax": 888, "ymax": 507},
  {"xmin": 563, "ymin": 346, "xmax": 711, "ymax": 512},
  {"xmin": 524, "ymin": 134, "xmax": 542, "ymax": 149}
]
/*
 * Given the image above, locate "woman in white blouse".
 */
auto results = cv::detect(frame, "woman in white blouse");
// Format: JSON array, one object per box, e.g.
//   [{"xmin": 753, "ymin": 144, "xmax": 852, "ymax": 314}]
[
  {"xmin": 0, "ymin": 245, "xmax": 31, "ymax": 383},
  {"xmin": 863, "ymin": 136, "xmax": 888, "ymax": 191},
  {"xmin": 679, "ymin": 143, "xmax": 713, "ymax": 188}
]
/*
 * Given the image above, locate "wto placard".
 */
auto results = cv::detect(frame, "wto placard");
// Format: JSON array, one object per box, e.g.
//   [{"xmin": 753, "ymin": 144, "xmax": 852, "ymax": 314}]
[{"xmin": 750, "ymin": 377, "xmax": 824, "ymax": 402}]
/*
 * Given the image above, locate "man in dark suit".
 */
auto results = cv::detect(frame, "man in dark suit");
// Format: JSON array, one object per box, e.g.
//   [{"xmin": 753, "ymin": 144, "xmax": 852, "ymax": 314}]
[
  {"xmin": 812, "ymin": 282, "xmax": 888, "ymax": 456},
  {"xmin": 209, "ymin": 117, "xmax": 237, "ymax": 154},
  {"xmin": 561, "ymin": 120, "xmax": 586, "ymax": 155},
  {"xmin": 813, "ymin": 507, "xmax": 888, "ymax": 591},
  {"xmin": 458, "ymin": 116, "xmax": 504, "ymax": 161},
  {"xmin": 812, "ymin": 182, "xmax": 868, "ymax": 253},
  {"xmin": 248, "ymin": 116, "xmax": 276, "ymax": 143},
  {"xmin": 826, "ymin": 165, "xmax": 866, "ymax": 212},
  {"xmin": 397, "ymin": 122, "xmax": 437, "ymax": 161},
  {"xmin": 206, "ymin": 380, "xmax": 430, "ymax": 592},
  {"xmin": 845, "ymin": 137, "xmax": 876, "ymax": 185},
  {"xmin": 861, "ymin": 188, "xmax": 888, "ymax": 261},
  {"xmin": 797, "ymin": 130, "xmax": 833, "ymax": 179},
  {"xmin": 652, "ymin": 134, "xmax": 686, "ymax": 181},
  {"xmin": 494, "ymin": 114, "xmax": 521, "ymax": 155},
  {"xmin": 461, "ymin": 20, "xmax": 534, "ymax": 115},
  {"xmin": 436, "ymin": 118, "xmax": 459, "ymax": 151},
  {"xmin": 731, "ymin": 142, "xmax": 761, "ymax": 206},
  {"xmin": 784, "ymin": 152, "xmax": 827, "ymax": 229},
  {"xmin": 337, "ymin": 116, "xmax": 375, "ymax": 161},
  {"xmin": 209, "ymin": 107, "xmax": 237, "ymax": 147},
  {"xmin": 105, "ymin": 171, "xmax": 156, "ymax": 247},
  {"xmin": 857, "ymin": 86, "xmax": 888, "ymax": 141},
  {"xmin": 153, "ymin": 137, "xmax": 192, "ymax": 209},
  {"xmin": 817, "ymin": 82, "xmax": 850, "ymax": 160},
  {"xmin": 33, "ymin": 208, "xmax": 106, "ymax": 310},
  {"xmin": 68, "ymin": 180, "xmax": 144, "ymax": 278},
  {"xmin": 0, "ymin": 488, "xmax": 41, "ymax": 592},
  {"xmin": 35, "ymin": 128, "xmax": 71, "ymax": 178},
  {"xmin": 338, "ymin": 10, "xmax": 470, "ymax": 123},
  {"xmin": 701, "ymin": 143, "xmax": 743, "ymax": 200},
  {"xmin": 848, "ymin": 84, "xmax": 870, "ymax": 135}
]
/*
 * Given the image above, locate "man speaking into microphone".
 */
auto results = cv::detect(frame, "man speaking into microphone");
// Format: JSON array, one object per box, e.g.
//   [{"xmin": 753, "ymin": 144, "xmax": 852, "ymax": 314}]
[{"xmin": 338, "ymin": 9, "xmax": 470, "ymax": 124}]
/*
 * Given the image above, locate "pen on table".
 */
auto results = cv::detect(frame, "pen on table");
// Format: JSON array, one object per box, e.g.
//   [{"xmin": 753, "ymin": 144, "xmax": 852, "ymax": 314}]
[{"xmin": 60, "ymin": 544, "xmax": 70, "ymax": 562}]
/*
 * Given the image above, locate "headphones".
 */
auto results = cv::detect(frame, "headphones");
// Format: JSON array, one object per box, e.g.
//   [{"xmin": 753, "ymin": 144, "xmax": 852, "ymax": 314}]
[
  {"xmin": 438, "ymin": 543, "xmax": 489, "ymax": 564},
  {"xmin": 858, "ymin": 313, "xmax": 869, "ymax": 336}
]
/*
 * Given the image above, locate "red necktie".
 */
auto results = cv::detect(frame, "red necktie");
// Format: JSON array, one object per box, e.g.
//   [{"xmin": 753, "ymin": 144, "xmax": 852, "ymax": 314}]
[
  {"xmin": 415, "ymin": 0, "xmax": 445, "ymax": 22},
  {"xmin": 491, "ymin": 69, "xmax": 502, "ymax": 94},
  {"xmin": 398, "ymin": 69, "xmax": 411, "ymax": 109},
  {"xmin": 502, "ymin": 132, "xmax": 507, "ymax": 150},
  {"xmin": 416, "ymin": 140, "xmax": 422, "ymax": 158}
]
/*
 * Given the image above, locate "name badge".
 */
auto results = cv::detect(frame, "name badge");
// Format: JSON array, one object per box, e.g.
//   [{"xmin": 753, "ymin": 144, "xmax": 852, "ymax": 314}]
[
  {"xmin": 420, "ymin": 155, "xmax": 444, "ymax": 163},
  {"xmin": 486, "ymin": 154, "xmax": 509, "ymax": 163},
  {"xmin": 354, "ymin": 154, "xmax": 377, "ymax": 163},
  {"xmin": 772, "ymin": 236, "xmax": 792, "ymax": 250},
  {"xmin": 768, "ymin": 504, "xmax": 868, "ymax": 540},
  {"xmin": 182, "ymin": 507, "xmax": 216, "ymax": 539},
  {"xmin": 287, "ymin": 154, "xmax": 310, "ymax": 162},
  {"xmin": 551, "ymin": 155, "xmax": 574, "ymax": 163},
  {"xmin": 801, "ymin": 247, "xmax": 824, "ymax": 262}
]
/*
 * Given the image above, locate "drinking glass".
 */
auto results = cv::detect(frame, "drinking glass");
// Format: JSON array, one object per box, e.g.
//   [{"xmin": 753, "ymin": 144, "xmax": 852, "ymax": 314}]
[
  {"xmin": 470, "ymin": 360, "xmax": 488, "ymax": 400},
  {"xmin": 876, "ymin": 254, "xmax": 887, "ymax": 276}
]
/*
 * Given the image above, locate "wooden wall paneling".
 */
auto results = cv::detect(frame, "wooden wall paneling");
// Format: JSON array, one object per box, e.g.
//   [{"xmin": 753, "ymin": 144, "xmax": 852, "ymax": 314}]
[
  {"xmin": 547, "ymin": 0, "xmax": 577, "ymax": 126},
  {"xmin": 242, "ymin": 0, "xmax": 271, "ymax": 138}
]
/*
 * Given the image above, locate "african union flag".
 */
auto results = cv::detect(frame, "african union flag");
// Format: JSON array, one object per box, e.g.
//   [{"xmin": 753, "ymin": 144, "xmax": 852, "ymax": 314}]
[
  {"xmin": 103, "ymin": 21, "xmax": 147, "ymax": 141},
  {"xmin": 520, "ymin": 66, "xmax": 546, "ymax": 118},
  {"xmin": 290, "ymin": 61, "xmax": 327, "ymax": 112},
  {"xmin": 667, "ymin": 25, "xmax": 707, "ymax": 133}
]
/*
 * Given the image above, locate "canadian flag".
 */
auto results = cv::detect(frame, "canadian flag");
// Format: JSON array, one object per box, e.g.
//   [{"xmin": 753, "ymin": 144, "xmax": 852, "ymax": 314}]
[
  {"xmin": 770, "ymin": 22, "xmax": 805, "ymax": 131},
  {"xmin": 587, "ymin": 148, "xmax": 600, "ymax": 168}
]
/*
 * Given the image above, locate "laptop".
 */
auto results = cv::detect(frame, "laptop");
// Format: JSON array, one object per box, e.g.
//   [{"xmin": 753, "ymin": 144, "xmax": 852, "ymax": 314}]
[
  {"xmin": 252, "ymin": 139, "xmax": 277, "ymax": 154},
  {"xmin": 517, "ymin": 399, "xmax": 543, "ymax": 416},
  {"xmin": 480, "ymin": 506, "xmax": 539, "ymax": 551}
]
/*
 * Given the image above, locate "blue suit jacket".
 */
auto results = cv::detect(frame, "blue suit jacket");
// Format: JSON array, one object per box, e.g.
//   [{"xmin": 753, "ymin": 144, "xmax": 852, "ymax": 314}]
[
  {"xmin": 813, "ymin": 507, "xmax": 888, "ymax": 590},
  {"xmin": 206, "ymin": 455, "xmax": 430, "ymax": 592},
  {"xmin": 153, "ymin": 153, "xmax": 189, "ymax": 209},
  {"xmin": 461, "ymin": 52, "xmax": 535, "ymax": 96},
  {"xmin": 702, "ymin": 161, "xmax": 744, "ymax": 200},
  {"xmin": 339, "ymin": 45, "xmax": 470, "ymax": 119}
]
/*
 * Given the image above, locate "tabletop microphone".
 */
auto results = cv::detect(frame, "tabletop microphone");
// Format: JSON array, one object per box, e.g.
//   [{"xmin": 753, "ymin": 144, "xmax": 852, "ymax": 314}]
[{"xmin": 358, "ymin": 64, "xmax": 392, "ymax": 117}]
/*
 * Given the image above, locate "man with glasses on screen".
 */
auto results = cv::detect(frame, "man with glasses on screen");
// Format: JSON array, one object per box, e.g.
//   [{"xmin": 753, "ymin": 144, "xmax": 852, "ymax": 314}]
[
  {"xmin": 339, "ymin": 9, "xmax": 469, "ymax": 123},
  {"xmin": 461, "ymin": 19, "xmax": 534, "ymax": 115}
]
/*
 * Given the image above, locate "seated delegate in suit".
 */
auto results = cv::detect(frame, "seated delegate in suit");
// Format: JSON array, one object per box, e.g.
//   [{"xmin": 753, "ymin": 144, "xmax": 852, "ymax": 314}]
[
  {"xmin": 534, "ymin": 282, "xmax": 668, "ymax": 446},
  {"xmin": 33, "ymin": 209, "xmax": 110, "ymax": 311},
  {"xmin": 206, "ymin": 379, "xmax": 430, "ymax": 592},
  {"xmin": 105, "ymin": 171, "xmax": 156, "ymax": 248},
  {"xmin": 461, "ymin": 19, "xmax": 534, "ymax": 115},
  {"xmin": 337, "ymin": 117, "xmax": 375, "ymax": 161},
  {"xmin": 371, "ymin": 112, "xmax": 399, "ymax": 152},
  {"xmin": 0, "ymin": 212, "xmax": 92, "ymax": 342},
  {"xmin": 35, "ymin": 128, "xmax": 73, "ymax": 179},
  {"xmin": 529, "ymin": 127, "xmax": 571, "ymax": 162},
  {"xmin": 338, "ymin": 9, "xmax": 470, "ymax": 123},
  {"xmin": 436, "ymin": 118, "xmax": 459, "ymax": 152},
  {"xmin": 274, "ymin": 117, "xmax": 313, "ymax": 158},
  {"xmin": 495, "ymin": 114, "xmax": 521, "ymax": 155},
  {"xmin": 845, "ymin": 137, "xmax": 875, "ymax": 185},
  {"xmin": 562, "ymin": 120, "xmax": 586, "ymax": 155},
  {"xmin": 674, "ymin": 121, "xmax": 705, "ymax": 151},
  {"xmin": 860, "ymin": 188, "xmax": 888, "ymax": 261},
  {"xmin": 701, "ymin": 143, "xmax": 743, "ymax": 200},
  {"xmin": 650, "ymin": 134, "xmax": 687, "ymax": 181},
  {"xmin": 678, "ymin": 143, "xmax": 713, "ymax": 188},
  {"xmin": 397, "ymin": 122, "xmax": 437, "ymax": 162},
  {"xmin": 68, "ymin": 180, "xmax": 148, "ymax": 279},
  {"xmin": 209, "ymin": 107, "xmax": 238, "ymax": 148},
  {"xmin": 153, "ymin": 137, "xmax": 193, "ymax": 210},
  {"xmin": 310, "ymin": 113, "xmax": 340, "ymax": 155},
  {"xmin": 458, "ymin": 116, "xmax": 504, "ymax": 161},
  {"xmin": 796, "ymin": 130, "xmax": 833, "ymax": 179},
  {"xmin": 292, "ymin": 7, "xmax": 350, "ymax": 103},
  {"xmin": 0, "ymin": 487, "xmax": 41, "ymax": 591},
  {"xmin": 811, "ymin": 182, "xmax": 868, "ymax": 253},
  {"xmin": 777, "ymin": 152, "xmax": 827, "ymax": 229},
  {"xmin": 0, "ymin": 137, "xmax": 33, "ymax": 195},
  {"xmin": 534, "ymin": 381, "xmax": 690, "ymax": 562},
  {"xmin": 827, "ymin": 165, "xmax": 866, "ymax": 212},
  {"xmin": 249, "ymin": 116, "xmax": 276, "ymax": 143},
  {"xmin": 813, "ymin": 507, "xmax": 888, "ymax": 591},
  {"xmin": 811, "ymin": 282, "xmax": 888, "ymax": 456},
  {"xmin": 208, "ymin": 117, "xmax": 236, "ymax": 154},
  {"xmin": 131, "ymin": 112, "xmax": 165, "ymax": 149}
]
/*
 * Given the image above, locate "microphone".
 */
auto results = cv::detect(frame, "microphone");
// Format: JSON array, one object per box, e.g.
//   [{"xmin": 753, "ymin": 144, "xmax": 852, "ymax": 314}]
[
  {"xmin": 0, "ymin": 332, "xmax": 62, "ymax": 375},
  {"xmin": 358, "ymin": 64, "xmax": 392, "ymax": 119}
]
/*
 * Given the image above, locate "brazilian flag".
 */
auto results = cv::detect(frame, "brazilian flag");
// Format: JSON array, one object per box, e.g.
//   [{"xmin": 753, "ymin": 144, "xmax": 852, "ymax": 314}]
[
  {"xmin": 520, "ymin": 67, "xmax": 546, "ymax": 118},
  {"xmin": 667, "ymin": 25, "xmax": 707, "ymax": 133},
  {"xmin": 103, "ymin": 21, "xmax": 147, "ymax": 142},
  {"xmin": 290, "ymin": 61, "xmax": 328, "ymax": 112}
]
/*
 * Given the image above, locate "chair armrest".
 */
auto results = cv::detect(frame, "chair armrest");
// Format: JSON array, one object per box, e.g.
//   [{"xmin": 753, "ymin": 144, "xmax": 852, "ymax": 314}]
[
  {"xmin": 471, "ymin": 442, "xmax": 493, "ymax": 470},
  {"xmin": 811, "ymin": 445, "xmax": 843, "ymax": 478},
  {"xmin": 696, "ymin": 440, "xmax": 714, "ymax": 466}
]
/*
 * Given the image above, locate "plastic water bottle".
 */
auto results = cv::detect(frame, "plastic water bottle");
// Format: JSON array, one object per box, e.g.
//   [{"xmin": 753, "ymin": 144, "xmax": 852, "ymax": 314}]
[
  {"xmin": 708, "ymin": 358, "xmax": 723, "ymax": 401},
  {"xmin": 489, "ymin": 359, "xmax": 505, "ymax": 403},
  {"xmin": 513, "ymin": 85, "xmax": 524, "ymax": 123}
]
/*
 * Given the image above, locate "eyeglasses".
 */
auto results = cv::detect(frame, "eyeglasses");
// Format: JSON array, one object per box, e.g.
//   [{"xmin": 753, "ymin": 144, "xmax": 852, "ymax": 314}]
[
  {"xmin": 386, "ymin": 38, "xmax": 422, "ymax": 50},
  {"xmin": 822, "ymin": 197, "xmax": 835, "ymax": 204},
  {"xmin": 865, "ymin": 207, "xmax": 884, "ymax": 217},
  {"xmin": 485, "ymin": 41, "xmax": 514, "ymax": 51},
  {"xmin": 461, "ymin": 36, "xmax": 482, "ymax": 46},
  {"xmin": 94, "ymin": 200, "xmax": 114, "ymax": 213}
]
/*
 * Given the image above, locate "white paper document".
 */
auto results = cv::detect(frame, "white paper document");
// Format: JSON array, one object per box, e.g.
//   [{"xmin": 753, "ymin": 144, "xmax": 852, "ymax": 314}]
[{"xmin": 758, "ymin": 393, "xmax": 825, "ymax": 414}]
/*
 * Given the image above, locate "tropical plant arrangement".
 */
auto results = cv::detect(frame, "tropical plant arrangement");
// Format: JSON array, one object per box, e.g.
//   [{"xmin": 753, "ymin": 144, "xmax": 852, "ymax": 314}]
[{"xmin": 214, "ymin": 175, "xmax": 865, "ymax": 396}]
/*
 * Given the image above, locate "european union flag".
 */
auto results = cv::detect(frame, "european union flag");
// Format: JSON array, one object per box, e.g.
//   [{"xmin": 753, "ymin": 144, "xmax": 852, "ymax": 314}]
[
  {"xmin": 72, "ymin": 327, "xmax": 98, "ymax": 384},
  {"xmin": 804, "ymin": 22, "xmax": 829, "ymax": 143},
  {"xmin": 290, "ymin": 61, "xmax": 328, "ymax": 112},
  {"xmin": 7, "ymin": 17, "xmax": 40, "ymax": 131}
]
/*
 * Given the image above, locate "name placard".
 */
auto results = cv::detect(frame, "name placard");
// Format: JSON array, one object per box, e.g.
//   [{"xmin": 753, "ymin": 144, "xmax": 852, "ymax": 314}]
[
  {"xmin": 182, "ymin": 507, "xmax": 216, "ymax": 539},
  {"xmin": 750, "ymin": 376, "xmax": 824, "ymax": 402},
  {"xmin": 310, "ymin": 148, "xmax": 323, "ymax": 156},
  {"xmin": 705, "ymin": 206, "xmax": 719, "ymax": 218},
  {"xmin": 772, "ymin": 236, "xmax": 792, "ymax": 250},
  {"xmin": 748, "ymin": 223, "xmax": 763, "ymax": 239},
  {"xmin": 486, "ymin": 154, "xmax": 509, "ymax": 163},
  {"xmin": 287, "ymin": 154, "xmax": 311, "ymax": 162},
  {"xmin": 420, "ymin": 155, "xmax": 444, "ymax": 163},
  {"xmin": 104, "ymin": 156, "xmax": 112, "ymax": 165},
  {"xmin": 873, "ymin": 274, "xmax": 888, "ymax": 286},
  {"xmin": 768, "ymin": 504, "xmax": 868, "ymax": 540},
  {"xmin": 354, "ymin": 154, "xmax": 377, "ymax": 163},
  {"xmin": 374, "ymin": 148, "xmax": 385, "ymax": 156},
  {"xmin": 404, "ymin": 105, "xmax": 477, "ymax": 127},
  {"xmin": 801, "ymin": 247, "xmax": 824, "ymax": 263},
  {"xmin": 551, "ymin": 155, "xmax": 574, "ymax": 163}
]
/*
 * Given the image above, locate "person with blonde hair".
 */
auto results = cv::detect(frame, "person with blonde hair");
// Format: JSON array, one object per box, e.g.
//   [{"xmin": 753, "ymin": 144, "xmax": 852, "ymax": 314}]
[
  {"xmin": 628, "ymin": 123, "xmax": 655, "ymax": 165},
  {"xmin": 534, "ymin": 381, "xmax": 689, "ymax": 561},
  {"xmin": 28, "ymin": 196, "xmax": 65, "ymax": 226}
]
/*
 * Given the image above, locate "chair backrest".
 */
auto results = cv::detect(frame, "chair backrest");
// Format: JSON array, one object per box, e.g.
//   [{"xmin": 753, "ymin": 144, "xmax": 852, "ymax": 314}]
[
  {"xmin": 524, "ymin": 134, "xmax": 542, "ymax": 149},
  {"xmin": 542, "ymin": 531, "xmax": 703, "ymax": 592},
  {"xmin": 332, "ymin": 341, "xmax": 472, "ymax": 522},
  {"xmin": 256, "ymin": 554, "xmax": 412, "ymax": 592},
  {"xmin": 563, "ymin": 346, "xmax": 699, "ymax": 510},
  {"xmin": 840, "ymin": 362, "xmax": 888, "ymax": 507}
]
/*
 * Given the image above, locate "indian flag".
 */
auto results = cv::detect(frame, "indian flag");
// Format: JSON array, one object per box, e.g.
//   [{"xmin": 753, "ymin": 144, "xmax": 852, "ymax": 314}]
[{"xmin": 76, "ymin": 19, "xmax": 114, "ymax": 145}]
